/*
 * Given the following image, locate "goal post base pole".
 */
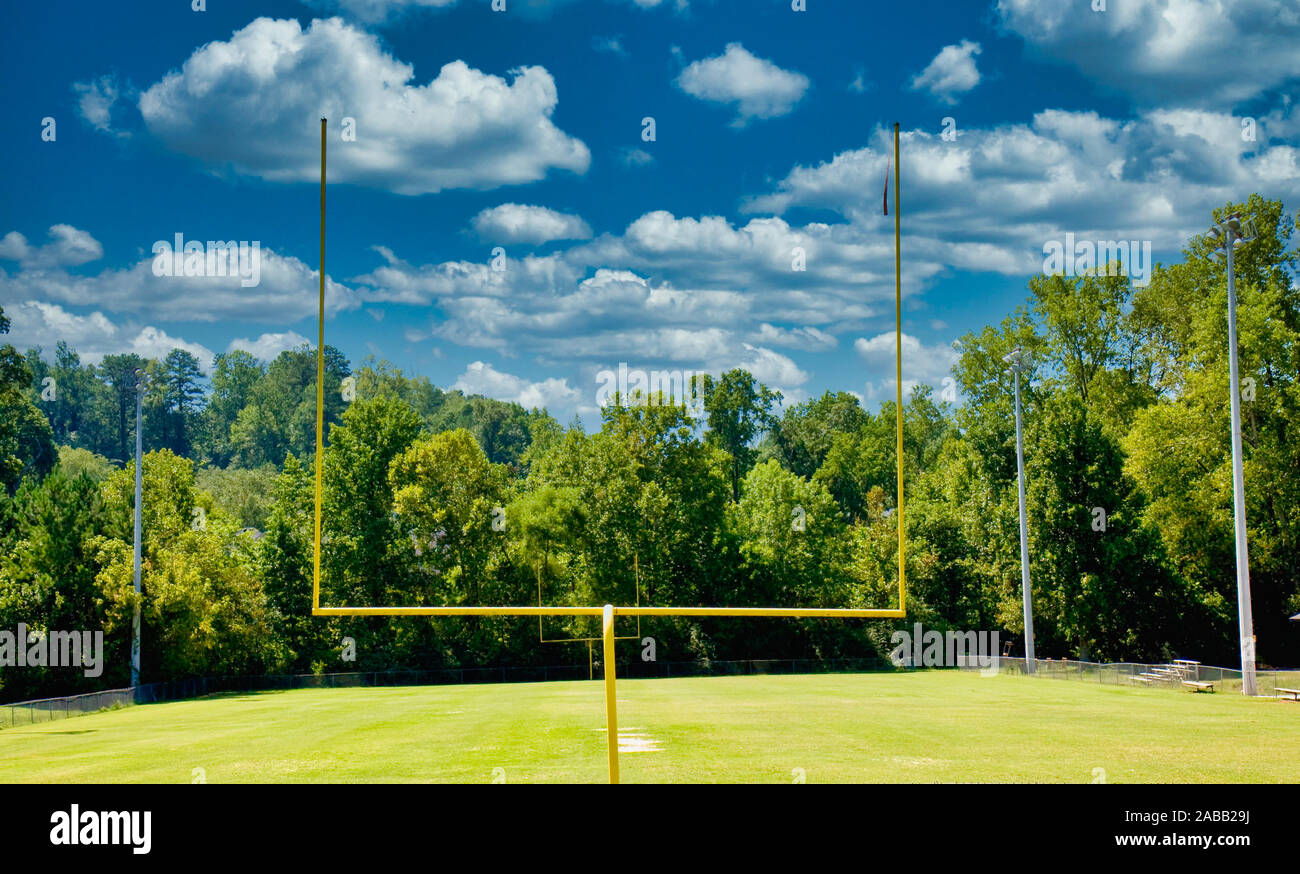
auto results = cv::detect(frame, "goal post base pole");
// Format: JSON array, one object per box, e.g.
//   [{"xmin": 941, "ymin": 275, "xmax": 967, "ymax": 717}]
[{"xmin": 603, "ymin": 604, "xmax": 619, "ymax": 785}]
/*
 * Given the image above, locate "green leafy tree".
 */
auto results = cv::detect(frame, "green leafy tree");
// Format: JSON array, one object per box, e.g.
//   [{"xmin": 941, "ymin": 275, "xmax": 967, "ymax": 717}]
[
  {"xmin": 200, "ymin": 350, "xmax": 264, "ymax": 466},
  {"xmin": 694, "ymin": 369, "xmax": 781, "ymax": 501},
  {"xmin": 0, "ymin": 307, "xmax": 56, "ymax": 493}
]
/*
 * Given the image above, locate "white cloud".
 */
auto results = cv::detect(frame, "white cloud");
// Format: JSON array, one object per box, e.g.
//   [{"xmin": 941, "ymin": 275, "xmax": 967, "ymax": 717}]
[
  {"xmin": 752, "ymin": 323, "xmax": 837, "ymax": 351},
  {"xmin": 131, "ymin": 327, "xmax": 216, "ymax": 372},
  {"xmin": 471, "ymin": 204, "xmax": 593, "ymax": 245},
  {"xmin": 738, "ymin": 344, "xmax": 809, "ymax": 388},
  {"xmin": 228, "ymin": 331, "xmax": 311, "ymax": 362},
  {"xmin": 307, "ymin": 0, "xmax": 457, "ymax": 24},
  {"xmin": 308, "ymin": 0, "xmax": 685, "ymax": 23},
  {"xmin": 745, "ymin": 107, "xmax": 1300, "ymax": 277},
  {"xmin": 72, "ymin": 76, "xmax": 123, "ymax": 134},
  {"xmin": 452, "ymin": 361, "xmax": 580, "ymax": 411},
  {"xmin": 996, "ymin": 0, "xmax": 1300, "ymax": 108},
  {"xmin": 909, "ymin": 40, "xmax": 982, "ymax": 104},
  {"xmin": 676, "ymin": 43, "xmax": 810, "ymax": 126},
  {"xmin": 855, "ymin": 332, "xmax": 959, "ymax": 400},
  {"xmin": 291, "ymin": 99, "xmax": 1300, "ymax": 404},
  {"xmin": 0, "ymin": 228, "xmax": 357, "ymax": 323},
  {"xmin": 619, "ymin": 147, "xmax": 655, "ymax": 168},
  {"xmin": 352, "ymin": 205, "xmax": 921, "ymax": 374},
  {"xmin": 134, "ymin": 17, "xmax": 589, "ymax": 195},
  {"xmin": 6, "ymin": 301, "xmax": 215, "ymax": 372},
  {"xmin": 0, "ymin": 225, "xmax": 103, "ymax": 269}
]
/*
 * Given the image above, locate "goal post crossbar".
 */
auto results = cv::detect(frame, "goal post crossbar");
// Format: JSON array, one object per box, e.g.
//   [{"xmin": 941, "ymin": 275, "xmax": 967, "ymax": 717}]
[{"xmin": 312, "ymin": 606, "xmax": 905, "ymax": 618}]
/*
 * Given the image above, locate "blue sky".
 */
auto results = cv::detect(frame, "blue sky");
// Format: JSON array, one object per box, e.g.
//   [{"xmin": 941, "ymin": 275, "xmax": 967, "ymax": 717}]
[{"xmin": 2, "ymin": 0, "xmax": 1297, "ymax": 425}]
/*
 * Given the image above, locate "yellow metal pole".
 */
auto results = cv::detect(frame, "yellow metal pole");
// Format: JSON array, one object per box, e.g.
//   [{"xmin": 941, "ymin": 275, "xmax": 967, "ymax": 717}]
[
  {"xmin": 313, "ymin": 605, "xmax": 905, "ymax": 618},
  {"xmin": 602, "ymin": 604, "xmax": 619, "ymax": 784},
  {"xmin": 893, "ymin": 121, "xmax": 906, "ymax": 614},
  {"xmin": 313, "ymin": 117, "xmax": 325, "ymax": 614}
]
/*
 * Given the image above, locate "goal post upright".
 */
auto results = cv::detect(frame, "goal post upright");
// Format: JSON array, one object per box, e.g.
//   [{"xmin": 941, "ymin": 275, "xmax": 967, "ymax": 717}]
[
  {"xmin": 602, "ymin": 605, "xmax": 619, "ymax": 785},
  {"xmin": 893, "ymin": 120, "xmax": 906, "ymax": 617},
  {"xmin": 313, "ymin": 116, "xmax": 326, "ymax": 616}
]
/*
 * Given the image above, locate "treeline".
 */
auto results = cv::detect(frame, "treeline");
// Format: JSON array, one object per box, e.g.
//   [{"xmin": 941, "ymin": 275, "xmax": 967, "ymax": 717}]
[
  {"xmin": 1, "ymin": 195, "xmax": 1297, "ymax": 702},
  {"xmin": 18, "ymin": 343, "xmax": 550, "ymax": 474}
]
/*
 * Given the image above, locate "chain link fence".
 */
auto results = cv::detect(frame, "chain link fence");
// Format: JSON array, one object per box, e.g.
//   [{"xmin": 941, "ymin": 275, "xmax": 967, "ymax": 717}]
[
  {"xmin": 5, "ymin": 655, "xmax": 1295, "ymax": 728},
  {"xmin": 964, "ymin": 657, "xmax": 1300, "ymax": 696},
  {"xmin": 0, "ymin": 687, "xmax": 136, "ymax": 728},
  {"xmin": 2, "ymin": 656, "xmax": 892, "ymax": 728}
]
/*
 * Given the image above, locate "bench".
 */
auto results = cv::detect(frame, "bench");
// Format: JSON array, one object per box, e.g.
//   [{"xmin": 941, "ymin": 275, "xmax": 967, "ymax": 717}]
[
  {"xmin": 1276, "ymin": 687, "xmax": 1300, "ymax": 701},
  {"xmin": 1182, "ymin": 680, "xmax": 1215, "ymax": 693},
  {"xmin": 1129, "ymin": 676, "xmax": 1154, "ymax": 685}
]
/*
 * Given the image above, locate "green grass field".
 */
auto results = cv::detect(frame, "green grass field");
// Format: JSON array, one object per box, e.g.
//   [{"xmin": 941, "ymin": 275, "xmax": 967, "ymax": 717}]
[{"xmin": 2, "ymin": 671, "xmax": 1296, "ymax": 783}]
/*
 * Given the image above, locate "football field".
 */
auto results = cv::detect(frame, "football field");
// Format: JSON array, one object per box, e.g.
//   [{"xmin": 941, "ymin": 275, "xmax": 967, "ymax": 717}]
[{"xmin": 3, "ymin": 671, "xmax": 1296, "ymax": 783}]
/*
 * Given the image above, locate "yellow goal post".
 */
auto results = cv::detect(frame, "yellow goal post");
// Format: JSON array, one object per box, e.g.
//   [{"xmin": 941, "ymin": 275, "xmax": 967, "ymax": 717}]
[{"xmin": 309, "ymin": 118, "xmax": 909, "ymax": 783}]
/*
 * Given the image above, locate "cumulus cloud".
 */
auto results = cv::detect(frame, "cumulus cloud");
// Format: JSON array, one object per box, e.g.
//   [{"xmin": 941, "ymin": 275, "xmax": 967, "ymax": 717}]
[
  {"xmin": 745, "ymin": 107, "xmax": 1300, "ymax": 276},
  {"xmin": 353, "ymin": 211, "xmax": 871, "ymax": 400},
  {"xmin": 752, "ymin": 323, "xmax": 837, "ymax": 351},
  {"xmin": 855, "ymin": 332, "xmax": 960, "ymax": 400},
  {"xmin": 996, "ymin": 0, "xmax": 1300, "ymax": 108},
  {"xmin": 228, "ymin": 331, "xmax": 311, "ymax": 362},
  {"xmin": 131, "ymin": 327, "xmax": 216, "ymax": 371},
  {"xmin": 452, "ymin": 361, "xmax": 580, "ymax": 411},
  {"xmin": 334, "ymin": 99, "xmax": 1297, "ymax": 405},
  {"xmin": 471, "ymin": 204, "xmax": 593, "ymax": 245},
  {"xmin": 309, "ymin": 0, "xmax": 685, "ymax": 22},
  {"xmin": 354, "ymin": 209, "xmax": 894, "ymax": 359},
  {"xmin": 0, "ymin": 225, "xmax": 103, "ymax": 269},
  {"xmin": 6, "ymin": 301, "xmax": 215, "ymax": 372},
  {"xmin": 134, "ymin": 17, "xmax": 589, "ymax": 195},
  {"xmin": 909, "ymin": 40, "xmax": 981, "ymax": 104},
  {"xmin": 0, "ymin": 227, "xmax": 357, "ymax": 323},
  {"xmin": 676, "ymin": 43, "xmax": 809, "ymax": 126},
  {"xmin": 738, "ymin": 344, "xmax": 809, "ymax": 387}
]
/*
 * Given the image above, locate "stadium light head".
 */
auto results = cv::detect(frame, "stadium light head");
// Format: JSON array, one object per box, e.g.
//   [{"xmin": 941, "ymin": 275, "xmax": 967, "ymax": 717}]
[
  {"xmin": 1003, "ymin": 346, "xmax": 1030, "ymax": 373},
  {"xmin": 1211, "ymin": 213, "xmax": 1258, "ymax": 248}
]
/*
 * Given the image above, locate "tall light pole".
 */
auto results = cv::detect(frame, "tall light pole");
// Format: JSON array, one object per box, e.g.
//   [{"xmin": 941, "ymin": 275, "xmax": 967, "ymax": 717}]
[
  {"xmin": 1210, "ymin": 213, "xmax": 1257, "ymax": 696},
  {"xmin": 131, "ymin": 368, "xmax": 145, "ymax": 689},
  {"xmin": 1004, "ymin": 347, "xmax": 1035, "ymax": 672}
]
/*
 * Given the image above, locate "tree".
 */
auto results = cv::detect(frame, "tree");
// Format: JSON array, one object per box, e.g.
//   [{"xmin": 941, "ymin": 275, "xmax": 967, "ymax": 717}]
[
  {"xmin": 1125, "ymin": 196, "xmax": 1300, "ymax": 665},
  {"xmin": 0, "ymin": 307, "xmax": 56, "ymax": 493},
  {"xmin": 768, "ymin": 390, "xmax": 869, "ymax": 479},
  {"xmin": 199, "ymin": 350, "xmax": 263, "ymax": 466},
  {"xmin": 257, "ymin": 453, "xmax": 335, "ymax": 672},
  {"xmin": 390, "ymin": 428, "xmax": 507, "ymax": 605},
  {"xmin": 321, "ymin": 395, "xmax": 423, "ymax": 601},
  {"xmin": 0, "ymin": 471, "xmax": 109, "ymax": 698},
  {"xmin": 95, "ymin": 449, "xmax": 279, "ymax": 681},
  {"xmin": 729, "ymin": 460, "xmax": 846, "ymax": 606},
  {"xmin": 56, "ymin": 446, "xmax": 113, "ymax": 482},
  {"xmin": 1026, "ymin": 395, "xmax": 1199, "ymax": 661},
  {"xmin": 159, "ymin": 348, "xmax": 205, "ymax": 456},
  {"xmin": 230, "ymin": 345, "xmax": 350, "ymax": 468},
  {"xmin": 97, "ymin": 353, "xmax": 145, "ymax": 464},
  {"xmin": 694, "ymin": 369, "xmax": 781, "ymax": 501}
]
